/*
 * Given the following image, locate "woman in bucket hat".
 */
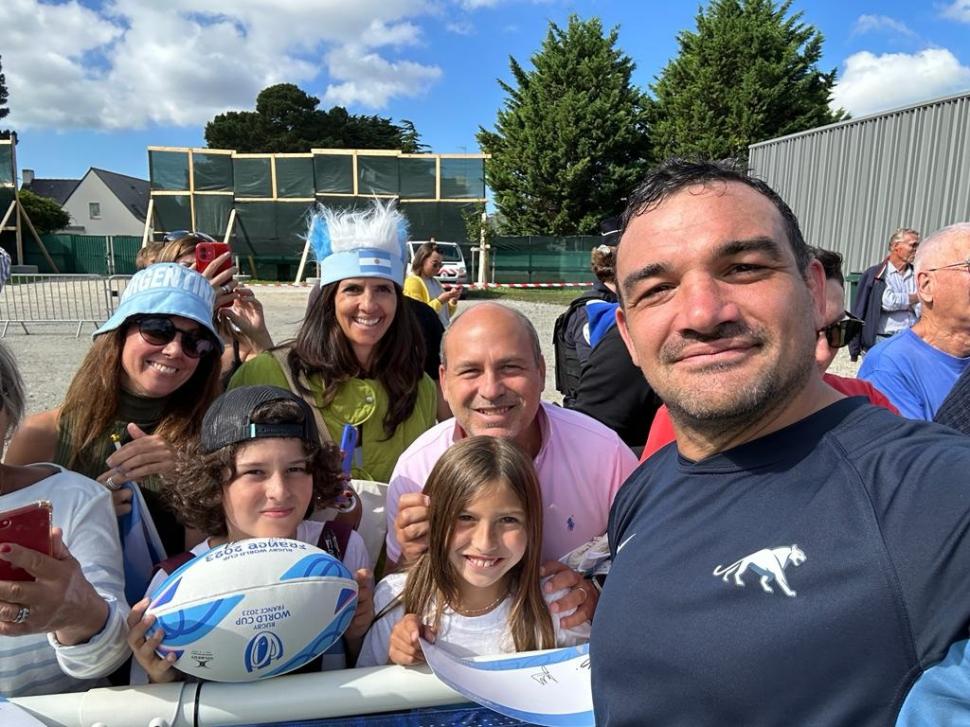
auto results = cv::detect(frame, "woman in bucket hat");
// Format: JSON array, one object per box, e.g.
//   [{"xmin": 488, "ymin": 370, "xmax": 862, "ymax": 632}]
[
  {"xmin": 7, "ymin": 263, "xmax": 223, "ymax": 554},
  {"xmin": 227, "ymin": 201, "xmax": 436, "ymax": 486}
]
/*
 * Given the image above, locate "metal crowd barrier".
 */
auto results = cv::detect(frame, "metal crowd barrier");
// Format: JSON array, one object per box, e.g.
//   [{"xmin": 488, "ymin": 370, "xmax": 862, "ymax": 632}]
[{"xmin": 0, "ymin": 273, "xmax": 133, "ymax": 338}]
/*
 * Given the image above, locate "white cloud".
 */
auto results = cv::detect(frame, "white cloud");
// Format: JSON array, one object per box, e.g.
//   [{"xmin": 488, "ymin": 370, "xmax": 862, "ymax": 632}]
[
  {"xmin": 941, "ymin": 1, "xmax": 970, "ymax": 23},
  {"xmin": 323, "ymin": 46, "xmax": 442, "ymax": 107},
  {"xmin": 445, "ymin": 20, "xmax": 475, "ymax": 35},
  {"xmin": 852, "ymin": 14, "xmax": 916, "ymax": 38},
  {"xmin": 3, "ymin": 0, "xmax": 443, "ymax": 130},
  {"xmin": 832, "ymin": 49, "xmax": 970, "ymax": 116}
]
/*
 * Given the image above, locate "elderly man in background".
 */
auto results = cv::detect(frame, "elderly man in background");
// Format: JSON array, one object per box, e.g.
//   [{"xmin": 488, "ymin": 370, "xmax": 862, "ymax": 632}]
[
  {"xmin": 386, "ymin": 302, "xmax": 637, "ymax": 625},
  {"xmin": 849, "ymin": 227, "xmax": 920, "ymax": 359},
  {"xmin": 859, "ymin": 223, "xmax": 970, "ymax": 419}
]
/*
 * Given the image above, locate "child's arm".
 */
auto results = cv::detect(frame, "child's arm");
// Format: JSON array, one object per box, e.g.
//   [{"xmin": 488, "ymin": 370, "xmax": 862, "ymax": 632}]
[
  {"xmin": 342, "ymin": 568, "xmax": 374, "ymax": 665},
  {"xmin": 127, "ymin": 598, "xmax": 180, "ymax": 684}
]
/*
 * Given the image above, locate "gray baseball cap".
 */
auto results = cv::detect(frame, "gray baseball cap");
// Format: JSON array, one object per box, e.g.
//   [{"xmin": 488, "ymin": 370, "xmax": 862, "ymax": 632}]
[{"xmin": 201, "ymin": 385, "xmax": 318, "ymax": 454}]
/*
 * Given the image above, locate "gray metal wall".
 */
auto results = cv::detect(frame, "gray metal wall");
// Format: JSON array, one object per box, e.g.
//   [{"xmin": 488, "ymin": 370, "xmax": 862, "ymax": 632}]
[{"xmin": 748, "ymin": 90, "xmax": 970, "ymax": 273}]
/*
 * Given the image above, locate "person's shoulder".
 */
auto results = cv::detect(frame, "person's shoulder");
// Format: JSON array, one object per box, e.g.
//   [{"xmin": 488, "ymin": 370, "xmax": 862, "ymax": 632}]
[
  {"xmin": 834, "ymin": 402, "xmax": 970, "ymax": 465},
  {"xmin": 228, "ymin": 349, "xmax": 286, "ymax": 388},
  {"xmin": 40, "ymin": 466, "xmax": 107, "ymax": 499},
  {"xmin": 395, "ymin": 418, "xmax": 456, "ymax": 467},
  {"xmin": 374, "ymin": 571, "xmax": 407, "ymax": 609},
  {"xmin": 542, "ymin": 402, "xmax": 629, "ymax": 446}
]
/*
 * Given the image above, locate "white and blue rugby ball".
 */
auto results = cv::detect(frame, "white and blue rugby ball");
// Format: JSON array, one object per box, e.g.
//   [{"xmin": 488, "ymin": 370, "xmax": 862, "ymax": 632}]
[{"xmin": 146, "ymin": 537, "xmax": 357, "ymax": 682}]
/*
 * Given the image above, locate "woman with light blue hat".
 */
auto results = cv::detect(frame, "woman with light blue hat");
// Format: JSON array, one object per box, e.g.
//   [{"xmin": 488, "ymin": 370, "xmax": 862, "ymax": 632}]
[
  {"xmin": 7, "ymin": 263, "xmax": 224, "ymax": 554},
  {"xmin": 228, "ymin": 200, "xmax": 437, "ymax": 487}
]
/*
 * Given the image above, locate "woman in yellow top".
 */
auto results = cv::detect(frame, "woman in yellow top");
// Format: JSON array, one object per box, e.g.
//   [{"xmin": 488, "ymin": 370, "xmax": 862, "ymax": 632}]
[
  {"xmin": 403, "ymin": 242, "xmax": 461, "ymax": 327},
  {"xmin": 228, "ymin": 202, "xmax": 436, "ymax": 485}
]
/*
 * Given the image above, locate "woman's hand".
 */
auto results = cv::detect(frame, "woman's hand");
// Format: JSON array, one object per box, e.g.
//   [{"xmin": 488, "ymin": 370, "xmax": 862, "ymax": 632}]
[
  {"xmin": 437, "ymin": 286, "xmax": 461, "ymax": 304},
  {"xmin": 0, "ymin": 528, "xmax": 109, "ymax": 645},
  {"xmin": 387, "ymin": 613, "xmax": 435, "ymax": 666},
  {"xmin": 99, "ymin": 423, "xmax": 175, "ymax": 487},
  {"xmin": 127, "ymin": 598, "xmax": 179, "ymax": 683},
  {"xmin": 219, "ymin": 287, "xmax": 274, "ymax": 357},
  {"xmin": 198, "ymin": 251, "xmax": 238, "ymax": 308}
]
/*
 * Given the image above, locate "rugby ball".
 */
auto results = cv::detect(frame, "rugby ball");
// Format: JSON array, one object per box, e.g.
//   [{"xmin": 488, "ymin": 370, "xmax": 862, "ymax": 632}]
[{"xmin": 146, "ymin": 538, "xmax": 358, "ymax": 682}]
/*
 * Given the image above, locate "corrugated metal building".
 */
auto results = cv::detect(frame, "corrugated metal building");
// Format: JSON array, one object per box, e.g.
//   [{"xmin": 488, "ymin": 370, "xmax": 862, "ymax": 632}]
[{"xmin": 748, "ymin": 90, "xmax": 970, "ymax": 273}]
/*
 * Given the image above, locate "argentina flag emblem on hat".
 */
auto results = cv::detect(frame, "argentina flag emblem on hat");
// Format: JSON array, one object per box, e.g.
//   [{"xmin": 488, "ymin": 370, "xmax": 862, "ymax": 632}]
[{"xmin": 357, "ymin": 249, "xmax": 393, "ymax": 276}]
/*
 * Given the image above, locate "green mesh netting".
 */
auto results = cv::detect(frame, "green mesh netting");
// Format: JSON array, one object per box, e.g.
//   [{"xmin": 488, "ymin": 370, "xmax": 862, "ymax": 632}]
[
  {"xmin": 233, "ymin": 157, "xmax": 272, "ymax": 198},
  {"xmin": 399, "ymin": 158, "xmax": 436, "ymax": 199},
  {"xmin": 153, "ymin": 195, "xmax": 192, "ymax": 231},
  {"xmin": 357, "ymin": 156, "xmax": 398, "ymax": 196},
  {"xmin": 193, "ymin": 194, "xmax": 234, "ymax": 237},
  {"xmin": 276, "ymin": 157, "xmax": 315, "ymax": 198},
  {"xmin": 313, "ymin": 155, "xmax": 354, "ymax": 194},
  {"xmin": 192, "ymin": 153, "xmax": 233, "ymax": 192},
  {"xmin": 149, "ymin": 150, "xmax": 190, "ymax": 191},
  {"xmin": 0, "ymin": 144, "xmax": 14, "ymax": 186},
  {"xmin": 440, "ymin": 158, "xmax": 485, "ymax": 200},
  {"xmin": 489, "ymin": 236, "xmax": 599, "ymax": 283}
]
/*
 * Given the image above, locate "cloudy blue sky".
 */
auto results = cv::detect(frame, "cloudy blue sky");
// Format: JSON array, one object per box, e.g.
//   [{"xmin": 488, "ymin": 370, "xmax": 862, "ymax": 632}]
[{"xmin": 4, "ymin": 0, "xmax": 970, "ymax": 182}]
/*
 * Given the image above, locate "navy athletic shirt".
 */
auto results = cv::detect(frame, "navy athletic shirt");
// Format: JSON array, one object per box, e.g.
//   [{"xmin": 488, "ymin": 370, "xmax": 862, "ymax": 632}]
[{"xmin": 592, "ymin": 398, "xmax": 970, "ymax": 726}]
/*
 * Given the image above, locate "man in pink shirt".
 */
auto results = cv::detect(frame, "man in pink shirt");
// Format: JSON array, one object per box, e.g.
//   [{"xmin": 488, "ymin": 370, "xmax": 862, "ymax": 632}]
[{"xmin": 387, "ymin": 302, "xmax": 637, "ymax": 626}]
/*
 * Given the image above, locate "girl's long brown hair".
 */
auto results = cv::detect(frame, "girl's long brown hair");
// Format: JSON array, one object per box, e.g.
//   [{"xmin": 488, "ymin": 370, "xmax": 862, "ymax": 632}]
[
  {"xmin": 58, "ymin": 325, "xmax": 222, "ymax": 467},
  {"xmin": 286, "ymin": 280, "xmax": 424, "ymax": 438},
  {"xmin": 395, "ymin": 436, "xmax": 555, "ymax": 651}
]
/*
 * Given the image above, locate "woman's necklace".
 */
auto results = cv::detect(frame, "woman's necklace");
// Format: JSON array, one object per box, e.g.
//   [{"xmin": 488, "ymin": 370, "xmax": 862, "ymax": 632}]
[{"xmin": 450, "ymin": 589, "xmax": 508, "ymax": 617}]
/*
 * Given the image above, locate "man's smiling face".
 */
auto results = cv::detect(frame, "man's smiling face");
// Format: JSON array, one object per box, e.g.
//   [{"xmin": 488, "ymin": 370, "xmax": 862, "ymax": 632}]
[{"xmin": 440, "ymin": 303, "xmax": 545, "ymax": 449}]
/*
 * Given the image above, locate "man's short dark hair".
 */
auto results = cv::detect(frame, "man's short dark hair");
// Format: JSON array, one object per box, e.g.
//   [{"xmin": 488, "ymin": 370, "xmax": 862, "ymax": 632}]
[
  {"xmin": 810, "ymin": 246, "xmax": 844, "ymax": 287},
  {"xmin": 621, "ymin": 158, "xmax": 813, "ymax": 273}
]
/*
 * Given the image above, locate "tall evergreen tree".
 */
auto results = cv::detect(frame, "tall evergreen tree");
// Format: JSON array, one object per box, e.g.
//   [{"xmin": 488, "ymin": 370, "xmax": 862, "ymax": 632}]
[
  {"xmin": 0, "ymin": 55, "xmax": 10, "ymax": 120},
  {"xmin": 650, "ymin": 0, "xmax": 845, "ymax": 163},
  {"xmin": 478, "ymin": 16, "xmax": 650, "ymax": 235},
  {"xmin": 205, "ymin": 83, "xmax": 425, "ymax": 153}
]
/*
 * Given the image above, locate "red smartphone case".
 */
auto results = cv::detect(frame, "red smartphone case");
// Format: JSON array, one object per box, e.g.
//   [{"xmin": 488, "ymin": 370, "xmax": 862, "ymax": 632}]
[
  {"xmin": 195, "ymin": 242, "xmax": 232, "ymax": 276},
  {"xmin": 0, "ymin": 501, "xmax": 53, "ymax": 582}
]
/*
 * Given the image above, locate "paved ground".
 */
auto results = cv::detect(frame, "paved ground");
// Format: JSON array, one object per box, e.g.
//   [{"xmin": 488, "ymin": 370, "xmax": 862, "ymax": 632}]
[{"xmin": 6, "ymin": 286, "xmax": 860, "ymax": 417}]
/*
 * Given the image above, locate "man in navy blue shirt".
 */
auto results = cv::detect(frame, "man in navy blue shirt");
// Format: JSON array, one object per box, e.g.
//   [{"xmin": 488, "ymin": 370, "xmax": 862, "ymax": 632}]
[{"xmin": 591, "ymin": 159, "xmax": 970, "ymax": 726}]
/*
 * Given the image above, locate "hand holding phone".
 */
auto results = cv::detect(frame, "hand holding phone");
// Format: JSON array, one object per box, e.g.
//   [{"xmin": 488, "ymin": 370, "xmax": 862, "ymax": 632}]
[{"xmin": 0, "ymin": 501, "xmax": 53, "ymax": 581}]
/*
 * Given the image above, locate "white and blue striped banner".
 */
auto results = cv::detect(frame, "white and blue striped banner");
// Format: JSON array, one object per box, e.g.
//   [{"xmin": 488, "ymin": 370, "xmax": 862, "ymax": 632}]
[{"xmin": 119, "ymin": 482, "xmax": 167, "ymax": 605}]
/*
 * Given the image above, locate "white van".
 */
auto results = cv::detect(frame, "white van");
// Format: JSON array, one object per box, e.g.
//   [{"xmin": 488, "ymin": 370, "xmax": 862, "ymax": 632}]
[{"xmin": 406, "ymin": 241, "xmax": 468, "ymax": 285}]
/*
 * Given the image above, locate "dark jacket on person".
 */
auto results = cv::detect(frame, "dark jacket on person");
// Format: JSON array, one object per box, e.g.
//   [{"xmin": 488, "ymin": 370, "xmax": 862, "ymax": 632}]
[
  {"xmin": 849, "ymin": 259, "xmax": 890, "ymax": 361},
  {"xmin": 935, "ymin": 365, "xmax": 970, "ymax": 436},
  {"xmin": 554, "ymin": 282, "xmax": 617, "ymax": 406},
  {"xmin": 568, "ymin": 323, "xmax": 662, "ymax": 453}
]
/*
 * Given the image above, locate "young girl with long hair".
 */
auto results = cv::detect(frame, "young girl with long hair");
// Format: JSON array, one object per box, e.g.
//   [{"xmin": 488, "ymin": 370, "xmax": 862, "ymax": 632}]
[{"xmin": 357, "ymin": 436, "xmax": 589, "ymax": 666}]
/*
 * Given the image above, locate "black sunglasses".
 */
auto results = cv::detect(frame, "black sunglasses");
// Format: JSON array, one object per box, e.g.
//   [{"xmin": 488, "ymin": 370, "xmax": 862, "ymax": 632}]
[
  {"xmin": 131, "ymin": 316, "xmax": 217, "ymax": 359},
  {"xmin": 822, "ymin": 313, "xmax": 864, "ymax": 349}
]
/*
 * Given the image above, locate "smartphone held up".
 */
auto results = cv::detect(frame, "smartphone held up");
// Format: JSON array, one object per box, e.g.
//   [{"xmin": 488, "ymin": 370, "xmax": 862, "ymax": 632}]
[{"xmin": 0, "ymin": 501, "xmax": 53, "ymax": 581}]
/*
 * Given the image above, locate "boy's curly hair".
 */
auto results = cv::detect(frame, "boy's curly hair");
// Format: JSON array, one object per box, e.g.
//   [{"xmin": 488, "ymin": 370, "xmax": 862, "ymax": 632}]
[{"xmin": 166, "ymin": 399, "xmax": 345, "ymax": 536}]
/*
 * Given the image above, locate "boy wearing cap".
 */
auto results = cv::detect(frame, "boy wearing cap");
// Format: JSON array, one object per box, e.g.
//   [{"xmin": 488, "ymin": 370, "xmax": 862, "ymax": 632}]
[{"xmin": 127, "ymin": 385, "xmax": 374, "ymax": 683}]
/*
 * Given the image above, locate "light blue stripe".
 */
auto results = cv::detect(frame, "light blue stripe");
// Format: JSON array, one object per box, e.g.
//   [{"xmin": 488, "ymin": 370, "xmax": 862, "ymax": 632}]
[
  {"xmin": 897, "ymin": 638, "xmax": 970, "ymax": 726},
  {"xmin": 359, "ymin": 263, "xmax": 392, "ymax": 274},
  {"xmin": 0, "ymin": 655, "xmax": 59, "ymax": 679},
  {"xmin": 462, "ymin": 643, "xmax": 589, "ymax": 672}
]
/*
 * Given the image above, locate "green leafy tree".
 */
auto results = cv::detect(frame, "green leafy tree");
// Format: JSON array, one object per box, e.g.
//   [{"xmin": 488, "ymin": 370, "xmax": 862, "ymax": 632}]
[
  {"xmin": 650, "ymin": 0, "xmax": 846, "ymax": 163},
  {"xmin": 478, "ymin": 15, "xmax": 650, "ymax": 235},
  {"xmin": 0, "ymin": 55, "xmax": 9, "ymax": 121},
  {"xmin": 204, "ymin": 83, "xmax": 425, "ymax": 152},
  {"xmin": 19, "ymin": 190, "xmax": 70, "ymax": 233}
]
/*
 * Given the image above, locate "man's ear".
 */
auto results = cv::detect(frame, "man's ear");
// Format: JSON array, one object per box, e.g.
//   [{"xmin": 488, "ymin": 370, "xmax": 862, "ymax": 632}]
[
  {"xmin": 916, "ymin": 270, "xmax": 933, "ymax": 305},
  {"xmin": 616, "ymin": 305, "xmax": 641, "ymax": 368},
  {"xmin": 804, "ymin": 259, "xmax": 827, "ymax": 330}
]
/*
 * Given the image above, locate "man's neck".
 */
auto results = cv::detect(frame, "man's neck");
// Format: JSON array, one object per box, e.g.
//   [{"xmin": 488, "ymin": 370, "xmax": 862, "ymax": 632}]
[
  {"xmin": 672, "ymin": 374, "xmax": 843, "ymax": 461},
  {"xmin": 888, "ymin": 256, "xmax": 909, "ymax": 272},
  {"xmin": 514, "ymin": 414, "xmax": 544, "ymax": 459},
  {"xmin": 912, "ymin": 318, "xmax": 970, "ymax": 358}
]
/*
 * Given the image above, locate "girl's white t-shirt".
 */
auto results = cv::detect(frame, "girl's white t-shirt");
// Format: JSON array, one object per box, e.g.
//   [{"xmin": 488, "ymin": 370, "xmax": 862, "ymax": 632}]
[{"xmin": 356, "ymin": 572, "xmax": 590, "ymax": 667}]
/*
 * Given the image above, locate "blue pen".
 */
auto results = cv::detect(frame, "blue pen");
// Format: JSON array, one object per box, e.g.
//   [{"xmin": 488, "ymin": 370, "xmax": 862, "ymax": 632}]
[{"xmin": 340, "ymin": 424, "xmax": 357, "ymax": 477}]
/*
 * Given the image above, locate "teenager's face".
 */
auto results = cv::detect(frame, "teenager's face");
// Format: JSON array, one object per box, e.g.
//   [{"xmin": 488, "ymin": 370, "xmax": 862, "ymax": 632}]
[
  {"xmin": 422, "ymin": 251, "xmax": 444, "ymax": 278},
  {"xmin": 222, "ymin": 438, "xmax": 312, "ymax": 541},
  {"xmin": 120, "ymin": 315, "xmax": 203, "ymax": 398},
  {"xmin": 334, "ymin": 277, "xmax": 398, "ymax": 369},
  {"xmin": 448, "ymin": 480, "xmax": 528, "ymax": 607}
]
